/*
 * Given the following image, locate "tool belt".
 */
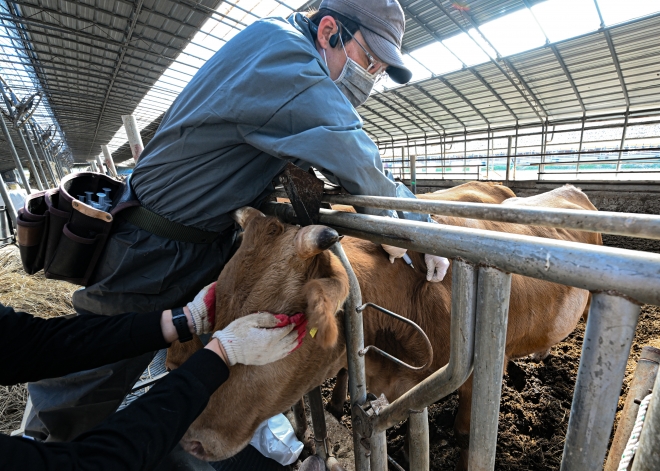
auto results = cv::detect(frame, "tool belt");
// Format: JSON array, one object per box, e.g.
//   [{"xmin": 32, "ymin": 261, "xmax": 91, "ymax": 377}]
[{"xmin": 16, "ymin": 172, "xmax": 223, "ymax": 286}]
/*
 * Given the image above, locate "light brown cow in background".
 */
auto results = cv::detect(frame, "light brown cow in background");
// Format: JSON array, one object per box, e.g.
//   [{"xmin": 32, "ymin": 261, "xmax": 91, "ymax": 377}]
[{"xmin": 167, "ymin": 184, "xmax": 600, "ymax": 471}]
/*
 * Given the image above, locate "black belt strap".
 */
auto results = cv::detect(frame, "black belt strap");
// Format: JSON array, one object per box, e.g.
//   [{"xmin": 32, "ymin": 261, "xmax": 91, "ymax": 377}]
[{"xmin": 121, "ymin": 206, "xmax": 221, "ymax": 244}]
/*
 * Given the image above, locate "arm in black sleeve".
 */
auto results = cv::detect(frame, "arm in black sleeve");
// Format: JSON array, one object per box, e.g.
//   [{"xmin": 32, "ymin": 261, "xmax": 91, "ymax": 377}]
[
  {"xmin": 0, "ymin": 303, "xmax": 169, "ymax": 385},
  {"xmin": 2, "ymin": 349, "xmax": 229, "ymax": 471}
]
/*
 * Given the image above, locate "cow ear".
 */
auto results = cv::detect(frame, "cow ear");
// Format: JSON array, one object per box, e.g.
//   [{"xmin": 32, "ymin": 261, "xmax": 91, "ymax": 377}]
[
  {"xmin": 302, "ymin": 276, "xmax": 349, "ymax": 348},
  {"xmin": 231, "ymin": 207, "xmax": 265, "ymax": 229}
]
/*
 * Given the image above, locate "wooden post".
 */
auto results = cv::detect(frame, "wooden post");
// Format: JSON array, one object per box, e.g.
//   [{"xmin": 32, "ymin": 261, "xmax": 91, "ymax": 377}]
[{"xmin": 121, "ymin": 115, "xmax": 144, "ymax": 163}]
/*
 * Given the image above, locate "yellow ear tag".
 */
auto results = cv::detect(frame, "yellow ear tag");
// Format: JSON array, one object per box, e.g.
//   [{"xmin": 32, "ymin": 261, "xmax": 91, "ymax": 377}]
[{"xmin": 309, "ymin": 327, "xmax": 318, "ymax": 338}]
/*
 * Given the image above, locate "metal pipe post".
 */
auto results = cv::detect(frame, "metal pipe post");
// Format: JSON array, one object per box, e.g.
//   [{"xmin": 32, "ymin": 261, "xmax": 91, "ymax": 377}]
[
  {"xmin": 411, "ymin": 154, "xmax": 417, "ymax": 194},
  {"xmin": 0, "ymin": 114, "xmax": 32, "ymax": 193},
  {"xmin": 95, "ymin": 154, "xmax": 107, "ymax": 175},
  {"xmin": 101, "ymin": 145, "xmax": 119, "ymax": 178},
  {"xmin": 16, "ymin": 128, "xmax": 44, "ymax": 191},
  {"xmin": 369, "ymin": 431, "xmax": 387, "ymax": 471},
  {"xmin": 330, "ymin": 242, "xmax": 370, "ymax": 471},
  {"xmin": 605, "ymin": 346, "xmax": 660, "ymax": 471},
  {"xmin": 22, "ymin": 126, "xmax": 50, "ymax": 188},
  {"xmin": 630, "ymin": 363, "xmax": 660, "ymax": 471},
  {"xmin": 408, "ymin": 408, "xmax": 429, "ymax": 471},
  {"xmin": 560, "ymin": 293, "xmax": 641, "ymax": 471},
  {"xmin": 122, "ymin": 114, "xmax": 144, "ymax": 163},
  {"xmin": 372, "ymin": 260, "xmax": 476, "ymax": 431},
  {"xmin": 616, "ymin": 112, "xmax": 629, "ymax": 173},
  {"xmin": 30, "ymin": 122, "xmax": 58, "ymax": 185},
  {"xmin": 468, "ymin": 267, "xmax": 512, "ymax": 471},
  {"xmin": 505, "ymin": 136, "xmax": 512, "ymax": 183},
  {"xmin": 0, "ymin": 173, "xmax": 17, "ymax": 227},
  {"xmin": 308, "ymin": 386, "xmax": 329, "ymax": 461}
]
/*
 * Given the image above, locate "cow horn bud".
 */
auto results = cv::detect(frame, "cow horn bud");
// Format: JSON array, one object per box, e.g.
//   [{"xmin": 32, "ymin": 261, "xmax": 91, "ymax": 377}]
[
  {"xmin": 231, "ymin": 207, "xmax": 265, "ymax": 228},
  {"xmin": 294, "ymin": 225, "xmax": 341, "ymax": 259}
]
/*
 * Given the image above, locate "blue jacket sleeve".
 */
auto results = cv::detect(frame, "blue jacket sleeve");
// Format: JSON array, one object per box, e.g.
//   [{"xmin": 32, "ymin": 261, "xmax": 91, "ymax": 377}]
[{"xmin": 241, "ymin": 75, "xmax": 432, "ymax": 222}]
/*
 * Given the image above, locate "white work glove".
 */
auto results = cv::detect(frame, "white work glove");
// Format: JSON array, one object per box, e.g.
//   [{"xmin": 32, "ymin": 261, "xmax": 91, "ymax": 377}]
[
  {"xmin": 213, "ymin": 312, "xmax": 306, "ymax": 366},
  {"xmin": 186, "ymin": 282, "xmax": 217, "ymax": 335},
  {"xmin": 381, "ymin": 244, "xmax": 407, "ymax": 263},
  {"xmin": 424, "ymin": 254, "xmax": 450, "ymax": 282}
]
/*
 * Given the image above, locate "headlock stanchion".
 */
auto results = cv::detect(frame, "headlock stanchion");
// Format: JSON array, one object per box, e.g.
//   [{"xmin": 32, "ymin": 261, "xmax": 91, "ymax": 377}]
[{"xmin": 262, "ymin": 196, "xmax": 660, "ymax": 471}]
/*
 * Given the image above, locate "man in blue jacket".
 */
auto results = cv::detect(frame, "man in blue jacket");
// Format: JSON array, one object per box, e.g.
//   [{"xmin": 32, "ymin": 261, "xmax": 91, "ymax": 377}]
[{"xmin": 26, "ymin": 0, "xmax": 449, "ymax": 468}]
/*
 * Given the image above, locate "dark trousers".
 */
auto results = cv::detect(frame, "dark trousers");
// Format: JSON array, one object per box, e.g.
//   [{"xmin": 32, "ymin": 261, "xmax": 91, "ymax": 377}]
[{"xmin": 25, "ymin": 218, "xmax": 237, "ymax": 446}]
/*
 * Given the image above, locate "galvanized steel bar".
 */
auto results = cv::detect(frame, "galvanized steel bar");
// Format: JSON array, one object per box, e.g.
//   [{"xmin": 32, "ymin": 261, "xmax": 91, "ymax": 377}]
[
  {"xmin": 308, "ymin": 386, "xmax": 329, "ymax": 461},
  {"xmin": 122, "ymin": 114, "xmax": 144, "ymax": 163},
  {"xmin": 561, "ymin": 293, "xmax": 641, "ymax": 471},
  {"xmin": 605, "ymin": 346, "xmax": 660, "ymax": 471},
  {"xmin": 369, "ymin": 430, "xmax": 387, "ymax": 471},
  {"xmin": 329, "ymin": 242, "xmax": 370, "ymax": 471},
  {"xmin": 320, "ymin": 194, "xmax": 660, "ymax": 241},
  {"xmin": 29, "ymin": 122, "xmax": 58, "ymax": 186},
  {"xmin": 101, "ymin": 145, "xmax": 119, "ymax": 178},
  {"xmin": 16, "ymin": 127, "xmax": 43, "ymax": 191},
  {"xmin": 0, "ymin": 114, "xmax": 32, "ymax": 193},
  {"xmin": 22, "ymin": 126, "xmax": 50, "ymax": 189},
  {"xmin": 468, "ymin": 267, "xmax": 512, "ymax": 471},
  {"xmin": 408, "ymin": 408, "xmax": 430, "ymax": 471},
  {"xmin": 263, "ymin": 204, "xmax": 660, "ymax": 311},
  {"xmin": 0, "ymin": 172, "xmax": 17, "ymax": 226},
  {"xmin": 371, "ymin": 260, "xmax": 477, "ymax": 432},
  {"xmin": 630, "ymin": 365, "xmax": 660, "ymax": 471}
]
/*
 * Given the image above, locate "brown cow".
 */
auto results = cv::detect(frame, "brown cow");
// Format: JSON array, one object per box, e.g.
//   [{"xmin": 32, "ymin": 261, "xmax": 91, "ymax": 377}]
[
  {"xmin": 417, "ymin": 180, "xmax": 516, "ymax": 204},
  {"xmin": 167, "ymin": 185, "xmax": 600, "ymax": 470}
]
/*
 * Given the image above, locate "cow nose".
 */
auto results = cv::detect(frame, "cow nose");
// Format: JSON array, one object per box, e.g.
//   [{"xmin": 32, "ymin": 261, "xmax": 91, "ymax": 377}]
[{"xmin": 182, "ymin": 439, "xmax": 208, "ymax": 460}]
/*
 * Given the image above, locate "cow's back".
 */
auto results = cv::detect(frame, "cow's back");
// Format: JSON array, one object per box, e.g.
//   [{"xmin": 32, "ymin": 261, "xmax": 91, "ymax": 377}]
[{"xmin": 418, "ymin": 181, "xmax": 516, "ymax": 204}]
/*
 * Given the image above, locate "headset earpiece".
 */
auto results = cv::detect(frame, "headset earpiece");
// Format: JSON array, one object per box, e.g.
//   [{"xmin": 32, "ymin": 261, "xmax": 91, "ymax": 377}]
[{"xmin": 329, "ymin": 31, "xmax": 340, "ymax": 48}]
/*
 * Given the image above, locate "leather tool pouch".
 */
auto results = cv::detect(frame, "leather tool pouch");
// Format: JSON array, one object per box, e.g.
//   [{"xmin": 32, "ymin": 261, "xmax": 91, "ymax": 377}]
[{"xmin": 17, "ymin": 172, "xmax": 125, "ymax": 286}]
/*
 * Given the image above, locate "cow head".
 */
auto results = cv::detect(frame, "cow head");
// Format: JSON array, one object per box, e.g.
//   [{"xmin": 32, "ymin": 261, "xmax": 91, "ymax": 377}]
[{"xmin": 170, "ymin": 207, "xmax": 350, "ymax": 461}]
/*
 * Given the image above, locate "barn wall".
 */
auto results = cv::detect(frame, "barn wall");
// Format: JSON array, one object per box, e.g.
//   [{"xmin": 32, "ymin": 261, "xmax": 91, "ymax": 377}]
[{"xmin": 413, "ymin": 180, "xmax": 660, "ymax": 215}]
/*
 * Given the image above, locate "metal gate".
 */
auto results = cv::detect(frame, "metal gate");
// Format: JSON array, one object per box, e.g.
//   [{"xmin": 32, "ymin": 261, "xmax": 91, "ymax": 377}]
[{"xmin": 264, "ymin": 193, "xmax": 660, "ymax": 471}]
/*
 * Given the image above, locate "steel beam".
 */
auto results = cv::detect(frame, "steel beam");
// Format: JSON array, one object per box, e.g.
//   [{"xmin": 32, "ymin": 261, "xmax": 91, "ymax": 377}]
[
  {"xmin": 0, "ymin": 114, "xmax": 31, "ymax": 193},
  {"xmin": 437, "ymin": 76, "xmax": 490, "ymax": 127},
  {"xmin": 388, "ymin": 90, "xmax": 446, "ymax": 135},
  {"xmin": 0, "ymin": 171, "xmax": 17, "ymax": 227},
  {"xmin": 370, "ymin": 95, "xmax": 427, "ymax": 135},
  {"xmin": 21, "ymin": 125, "xmax": 50, "ymax": 188},
  {"xmin": 16, "ymin": 127, "xmax": 43, "ymax": 190},
  {"xmin": 410, "ymin": 84, "xmax": 466, "ymax": 130},
  {"xmin": 87, "ymin": 0, "xmax": 145, "ymax": 158},
  {"xmin": 603, "ymin": 29, "xmax": 630, "ymax": 108}
]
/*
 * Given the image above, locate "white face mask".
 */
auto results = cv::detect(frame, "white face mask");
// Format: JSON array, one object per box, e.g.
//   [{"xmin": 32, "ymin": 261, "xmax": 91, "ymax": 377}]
[{"xmin": 324, "ymin": 37, "xmax": 378, "ymax": 108}]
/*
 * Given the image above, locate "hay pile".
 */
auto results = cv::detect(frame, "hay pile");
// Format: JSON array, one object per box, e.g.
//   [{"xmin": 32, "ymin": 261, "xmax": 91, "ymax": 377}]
[
  {"xmin": 0, "ymin": 245, "xmax": 76, "ymax": 319},
  {"xmin": 0, "ymin": 244, "xmax": 77, "ymax": 435}
]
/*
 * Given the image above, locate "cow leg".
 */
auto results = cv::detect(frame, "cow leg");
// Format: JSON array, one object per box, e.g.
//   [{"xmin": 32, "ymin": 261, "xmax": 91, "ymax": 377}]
[
  {"xmin": 327, "ymin": 368, "xmax": 348, "ymax": 420},
  {"xmin": 454, "ymin": 374, "xmax": 473, "ymax": 471},
  {"xmin": 530, "ymin": 348, "xmax": 552, "ymax": 362}
]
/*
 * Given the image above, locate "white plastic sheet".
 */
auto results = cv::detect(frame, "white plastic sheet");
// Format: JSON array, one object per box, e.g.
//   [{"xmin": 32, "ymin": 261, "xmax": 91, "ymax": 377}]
[{"xmin": 249, "ymin": 413, "xmax": 304, "ymax": 466}]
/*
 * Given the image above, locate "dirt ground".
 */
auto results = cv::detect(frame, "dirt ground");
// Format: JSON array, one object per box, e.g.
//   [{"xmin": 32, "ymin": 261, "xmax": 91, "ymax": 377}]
[{"xmin": 322, "ymin": 234, "xmax": 660, "ymax": 471}]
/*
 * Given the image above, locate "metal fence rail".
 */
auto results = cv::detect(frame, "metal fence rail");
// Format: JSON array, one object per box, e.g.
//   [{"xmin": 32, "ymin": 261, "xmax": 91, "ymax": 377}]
[
  {"xmin": 263, "ymin": 201, "xmax": 660, "ymax": 471},
  {"xmin": 321, "ymin": 194, "xmax": 660, "ymax": 240}
]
